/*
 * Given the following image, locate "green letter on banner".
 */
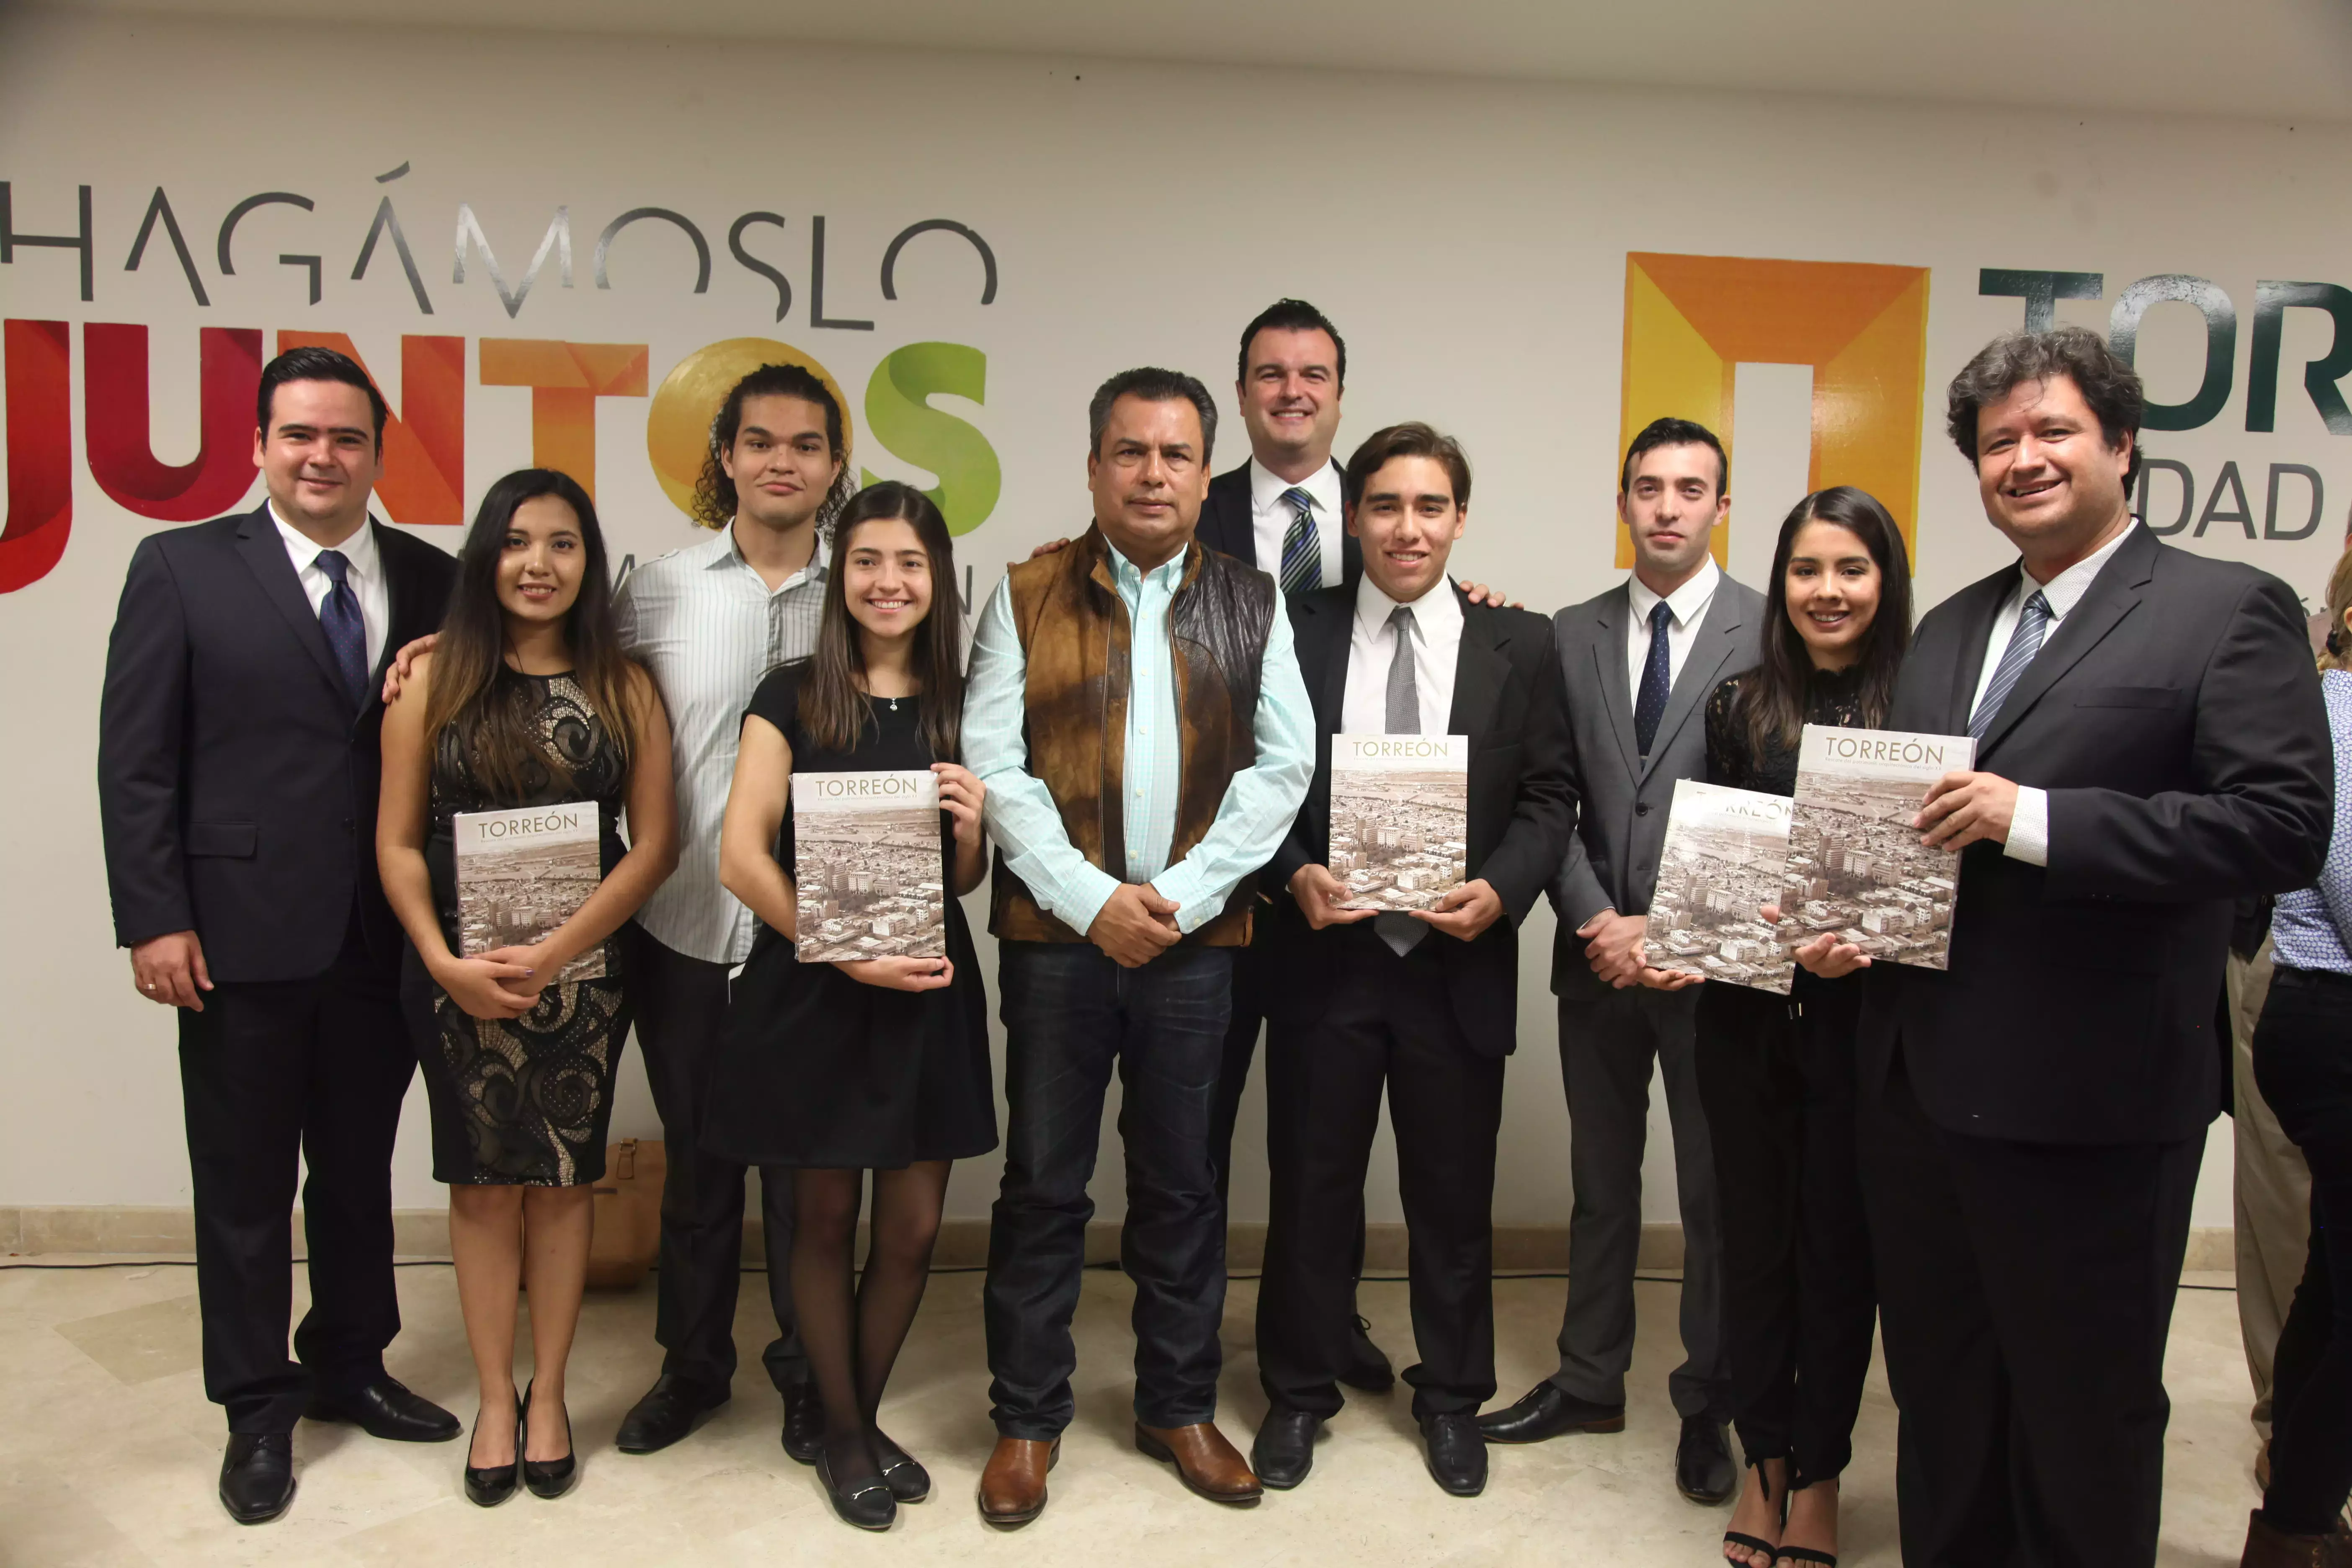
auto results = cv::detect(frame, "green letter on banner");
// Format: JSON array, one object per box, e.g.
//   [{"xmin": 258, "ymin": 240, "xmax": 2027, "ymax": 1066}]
[{"xmin": 862, "ymin": 341, "xmax": 1001, "ymax": 535}]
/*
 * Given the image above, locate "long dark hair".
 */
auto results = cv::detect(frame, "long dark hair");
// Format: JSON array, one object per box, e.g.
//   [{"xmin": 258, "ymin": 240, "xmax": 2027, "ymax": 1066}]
[
  {"xmin": 797, "ymin": 481, "xmax": 965, "ymax": 762},
  {"xmin": 691, "ymin": 361, "xmax": 855, "ymax": 531},
  {"xmin": 1741, "ymin": 485, "xmax": 1914, "ymax": 758},
  {"xmin": 422, "ymin": 468, "xmax": 641, "ymax": 796}
]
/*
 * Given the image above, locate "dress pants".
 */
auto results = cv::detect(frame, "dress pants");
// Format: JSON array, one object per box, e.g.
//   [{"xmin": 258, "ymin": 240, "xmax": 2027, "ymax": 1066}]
[
  {"xmin": 1258, "ymin": 931, "xmax": 1503, "ymax": 1420},
  {"xmin": 1693, "ymin": 974, "xmax": 1875, "ymax": 1486},
  {"xmin": 1860, "ymin": 1040, "xmax": 2200, "ymax": 1568},
  {"xmin": 1553, "ymin": 982, "xmax": 1730, "ymax": 1418},
  {"xmin": 2231, "ymin": 939, "xmax": 2311, "ymax": 1436},
  {"xmin": 176, "ymin": 910, "xmax": 413, "ymax": 1433},
  {"xmin": 624, "ymin": 922, "xmax": 805, "ymax": 1395},
  {"xmin": 985, "ymin": 941, "xmax": 1233, "ymax": 1437}
]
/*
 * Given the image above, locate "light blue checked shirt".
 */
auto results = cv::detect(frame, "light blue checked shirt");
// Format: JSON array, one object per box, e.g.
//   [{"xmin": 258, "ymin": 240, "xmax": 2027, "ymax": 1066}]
[
  {"xmin": 965, "ymin": 541, "xmax": 1315, "ymax": 936},
  {"xmin": 2273, "ymin": 669, "xmax": 2352, "ymax": 977}
]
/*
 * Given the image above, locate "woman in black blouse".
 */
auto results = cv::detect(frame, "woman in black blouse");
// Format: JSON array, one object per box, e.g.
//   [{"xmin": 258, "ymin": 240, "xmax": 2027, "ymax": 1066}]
[{"xmin": 1640, "ymin": 487, "xmax": 1912, "ymax": 1568}]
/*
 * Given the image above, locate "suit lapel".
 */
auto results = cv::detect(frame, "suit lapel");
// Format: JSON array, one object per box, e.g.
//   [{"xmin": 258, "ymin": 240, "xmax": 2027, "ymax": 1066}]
[
  {"xmin": 235, "ymin": 504, "xmax": 351, "ymax": 706},
  {"xmin": 1591, "ymin": 587, "xmax": 1641, "ymax": 779},
  {"xmin": 1312, "ymin": 594, "xmax": 1351, "ymax": 727},
  {"xmin": 1941, "ymin": 565, "xmax": 2019, "ymax": 735},
  {"xmin": 1637, "ymin": 582, "xmax": 1744, "ymax": 783},
  {"xmin": 1973, "ymin": 530, "xmax": 2156, "ymax": 761},
  {"xmin": 1447, "ymin": 588, "xmax": 1509, "ymax": 740}
]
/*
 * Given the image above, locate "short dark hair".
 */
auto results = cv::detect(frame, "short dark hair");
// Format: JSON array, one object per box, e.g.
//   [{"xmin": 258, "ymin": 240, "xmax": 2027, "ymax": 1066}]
[
  {"xmin": 1946, "ymin": 325, "xmax": 2145, "ymax": 490},
  {"xmin": 694, "ymin": 362, "xmax": 848, "ymax": 531},
  {"xmin": 1088, "ymin": 367, "xmax": 1218, "ymax": 464},
  {"xmin": 1344, "ymin": 422, "xmax": 1472, "ymax": 510},
  {"xmin": 1237, "ymin": 298, "xmax": 1347, "ymax": 388},
  {"xmin": 257, "ymin": 346, "xmax": 389, "ymax": 446},
  {"xmin": 1621, "ymin": 416, "xmax": 1728, "ymax": 496}
]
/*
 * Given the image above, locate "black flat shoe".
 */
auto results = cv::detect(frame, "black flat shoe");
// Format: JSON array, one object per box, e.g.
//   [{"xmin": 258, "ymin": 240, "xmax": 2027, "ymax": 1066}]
[
  {"xmin": 818, "ymin": 1445, "xmax": 897, "ymax": 1530},
  {"xmin": 1475, "ymin": 1382, "xmax": 1626, "ymax": 1443},
  {"xmin": 219, "ymin": 1432, "xmax": 296, "ymax": 1524},
  {"xmin": 1676, "ymin": 1415, "xmax": 1737, "ymax": 1505},
  {"xmin": 464, "ymin": 1391, "xmax": 523, "ymax": 1508},
  {"xmin": 1251, "ymin": 1407, "xmax": 1323, "ymax": 1491},
  {"xmin": 1420, "ymin": 1411, "xmax": 1488, "ymax": 1497},
  {"xmin": 521, "ymin": 1382, "xmax": 578, "ymax": 1500},
  {"xmin": 616, "ymin": 1373, "xmax": 728, "ymax": 1455},
  {"xmin": 1336, "ymin": 1315, "xmax": 1395, "ymax": 1393},
  {"xmin": 307, "ymin": 1376, "xmax": 461, "ymax": 1443},
  {"xmin": 872, "ymin": 1428, "xmax": 930, "ymax": 1503},
  {"xmin": 781, "ymin": 1382, "xmax": 824, "ymax": 1466}
]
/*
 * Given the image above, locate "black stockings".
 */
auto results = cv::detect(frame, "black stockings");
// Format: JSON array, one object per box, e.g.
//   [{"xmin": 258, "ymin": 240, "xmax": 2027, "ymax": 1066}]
[{"xmin": 788, "ymin": 1161, "xmax": 950, "ymax": 1478}]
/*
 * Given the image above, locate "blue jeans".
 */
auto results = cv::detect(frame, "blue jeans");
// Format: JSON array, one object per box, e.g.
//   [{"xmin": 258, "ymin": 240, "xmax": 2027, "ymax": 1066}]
[{"xmin": 984, "ymin": 941, "xmax": 1233, "ymax": 1437}]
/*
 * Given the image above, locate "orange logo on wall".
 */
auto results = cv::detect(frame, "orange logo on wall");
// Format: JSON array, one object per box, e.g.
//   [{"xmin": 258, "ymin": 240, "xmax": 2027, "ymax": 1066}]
[{"xmin": 1619, "ymin": 253, "xmax": 1931, "ymax": 567}]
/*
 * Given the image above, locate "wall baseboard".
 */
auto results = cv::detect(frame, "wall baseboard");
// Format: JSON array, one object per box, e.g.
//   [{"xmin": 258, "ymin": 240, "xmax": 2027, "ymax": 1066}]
[{"xmin": 0, "ymin": 1206, "xmax": 2238, "ymax": 1277}]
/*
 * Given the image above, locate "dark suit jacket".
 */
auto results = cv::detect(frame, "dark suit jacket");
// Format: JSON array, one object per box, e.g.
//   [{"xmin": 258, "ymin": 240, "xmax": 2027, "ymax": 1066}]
[
  {"xmin": 1862, "ymin": 525, "xmax": 2331, "ymax": 1146},
  {"xmin": 98, "ymin": 503, "xmax": 458, "ymax": 983},
  {"xmin": 1547, "ymin": 572, "xmax": 1767, "ymax": 996},
  {"xmin": 1194, "ymin": 459, "xmax": 1362, "ymax": 586},
  {"xmin": 1264, "ymin": 583, "xmax": 1577, "ymax": 1057}
]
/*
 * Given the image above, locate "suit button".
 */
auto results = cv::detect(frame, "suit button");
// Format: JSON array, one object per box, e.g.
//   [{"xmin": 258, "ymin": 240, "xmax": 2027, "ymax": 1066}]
[{"xmin": 1635, "ymin": 803, "xmax": 1651, "ymax": 816}]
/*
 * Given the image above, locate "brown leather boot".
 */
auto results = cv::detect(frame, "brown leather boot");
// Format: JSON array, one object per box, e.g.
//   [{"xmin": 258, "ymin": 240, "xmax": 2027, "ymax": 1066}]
[
  {"xmin": 1135, "ymin": 1421, "xmax": 1264, "ymax": 1505},
  {"xmin": 977, "ymin": 1436, "xmax": 1058, "ymax": 1527},
  {"xmin": 2241, "ymin": 1509, "xmax": 2352, "ymax": 1567}
]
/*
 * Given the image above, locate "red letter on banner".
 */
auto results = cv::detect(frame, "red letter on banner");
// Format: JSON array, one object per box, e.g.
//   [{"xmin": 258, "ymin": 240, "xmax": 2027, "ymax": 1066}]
[
  {"xmin": 275, "ymin": 331, "xmax": 465, "ymax": 524},
  {"xmin": 84, "ymin": 323, "xmax": 265, "ymax": 522},
  {"xmin": 0, "ymin": 319, "xmax": 72, "ymax": 593}
]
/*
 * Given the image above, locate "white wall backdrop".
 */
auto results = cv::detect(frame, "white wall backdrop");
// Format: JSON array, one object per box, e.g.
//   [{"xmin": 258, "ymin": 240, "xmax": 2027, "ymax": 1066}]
[{"xmin": 3, "ymin": 6, "xmax": 2347, "ymax": 1230}]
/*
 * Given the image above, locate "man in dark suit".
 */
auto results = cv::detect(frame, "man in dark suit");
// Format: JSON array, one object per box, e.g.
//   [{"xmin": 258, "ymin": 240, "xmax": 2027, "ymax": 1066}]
[
  {"xmin": 99, "ymin": 347, "xmax": 462, "ymax": 1524},
  {"xmin": 1806, "ymin": 327, "xmax": 2331, "ymax": 1567},
  {"xmin": 1481, "ymin": 418, "xmax": 1762, "ymax": 1506},
  {"xmin": 1251, "ymin": 423, "xmax": 1576, "ymax": 1497}
]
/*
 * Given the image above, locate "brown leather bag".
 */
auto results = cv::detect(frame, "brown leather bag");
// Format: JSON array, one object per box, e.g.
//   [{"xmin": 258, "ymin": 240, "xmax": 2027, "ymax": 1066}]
[{"xmin": 586, "ymin": 1139, "xmax": 665, "ymax": 1289}]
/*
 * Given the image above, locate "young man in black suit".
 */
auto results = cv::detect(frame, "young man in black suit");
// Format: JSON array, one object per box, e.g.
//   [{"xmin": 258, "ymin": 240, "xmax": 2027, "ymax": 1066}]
[
  {"xmin": 1251, "ymin": 423, "xmax": 1576, "ymax": 1497},
  {"xmin": 99, "ymin": 348, "xmax": 462, "ymax": 1524},
  {"xmin": 1795, "ymin": 327, "xmax": 2331, "ymax": 1567}
]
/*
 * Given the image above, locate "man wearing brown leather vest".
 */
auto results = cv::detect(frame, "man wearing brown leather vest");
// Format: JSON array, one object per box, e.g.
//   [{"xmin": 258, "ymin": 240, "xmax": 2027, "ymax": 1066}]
[{"xmin": 965, "ymin": 367, "xmax": 1315, "ymax": 1523}]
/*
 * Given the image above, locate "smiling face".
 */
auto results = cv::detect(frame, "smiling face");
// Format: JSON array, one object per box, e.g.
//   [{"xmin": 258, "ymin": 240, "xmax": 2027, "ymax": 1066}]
[
  {"xmin": 1349, "ymin": 454, "xmax": 1465, "ymax": 604},
  {"xmin": 1237, "ymin": 326, "xmax": 1344, "ymax": 474},
  {"xmin": 1972, "ymin": 373, "xmax": 2134, "ymax": 571},
  {"xmin": 839, "ymin": 515, "xmax": 934, "ymax": 644},
  {"xmin": 495, "ymin": 493, "xmax": 586, "ymax": 627},
  {"xmin": 253, "ymin": 377, "xmax": 383, "ymax": 542},
  {"xmin": 1782, "ymin": 519, "xmax": 1881, "ymax": 670},
  {"xmin": 722, "ymin": 393, "xmax": 841, "ymax": 534},
  {"xmin": 1620, "ymin": 441, "xmax": 1728, "ymax": 593},
  {"xmin": 1088, "ymin": 392, "xmax": 1210, "ymax": 570}
]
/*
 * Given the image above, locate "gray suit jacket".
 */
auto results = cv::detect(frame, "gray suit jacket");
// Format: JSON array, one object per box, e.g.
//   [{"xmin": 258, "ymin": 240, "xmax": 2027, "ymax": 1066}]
[{"xmin": 1547, "ymin": 571, "xmax": 1767, "ymax": 996}]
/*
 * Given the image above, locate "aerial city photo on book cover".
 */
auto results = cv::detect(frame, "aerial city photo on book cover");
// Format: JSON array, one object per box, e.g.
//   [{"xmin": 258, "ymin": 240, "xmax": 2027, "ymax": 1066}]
[
  {"xmin": 454, "ymin": 802, "xmax": 608, "ymax": 983},
  {"xmin": 791, "ymin": 769, "xmax": 948, "ymax": 962},
  {"xmin": 1786, "ymin": 725, "xmax": 1974, "ymax": 970},
  {"xmin": 1327, "ymin": 733, "xmax": 1470, "ymax": 913},
  {"xmin": 1646, "ymin": 778, "xmax": 1795, "ymax": 993}
]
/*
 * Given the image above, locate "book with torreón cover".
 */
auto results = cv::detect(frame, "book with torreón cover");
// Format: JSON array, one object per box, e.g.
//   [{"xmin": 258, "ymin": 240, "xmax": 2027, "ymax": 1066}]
[
  {"xmin": 1787, "ymin": 724, "xmax": 1975, "ymax": 971},
  {"xmin": 1328, "ymin": 733, "xmax": 1469, "ymax": 912},
  {"xmin": 1646, "ymin": 779, "xmax": 1795, "ymax": 994},
  {"xmin": 791, "ymin": 769, "xmax": 946, "ymax": 962},
  {"xmin": 454, "ymin": 802, "xmax": 606, "ymax": 983}
]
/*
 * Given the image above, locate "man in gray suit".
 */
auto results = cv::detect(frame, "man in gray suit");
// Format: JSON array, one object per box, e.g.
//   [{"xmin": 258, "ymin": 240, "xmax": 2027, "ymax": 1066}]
[{"xmin": 1479, "ymin": 418, "xmax": 1763, "ymax": 1506}]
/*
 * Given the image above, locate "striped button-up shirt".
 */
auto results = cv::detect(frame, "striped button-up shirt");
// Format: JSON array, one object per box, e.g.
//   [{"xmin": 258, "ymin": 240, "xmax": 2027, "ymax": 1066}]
[
  {"xmin": 965, "ymin": 541, "xmax": 1314, "ymax": 936},
  {"xmin": 616, "ymin": 522, "xmax": 829, "ymax": 965}
]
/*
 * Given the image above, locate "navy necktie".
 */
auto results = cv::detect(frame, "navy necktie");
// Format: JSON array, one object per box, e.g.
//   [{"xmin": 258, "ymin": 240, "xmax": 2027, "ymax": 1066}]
[
  {"xmin": 1634, "ymin": 598, "xmax": 1674, "ymax": 756},
  {"xmin": 315, "ymin": 548, "xmax": 369, "ymax": 709}
]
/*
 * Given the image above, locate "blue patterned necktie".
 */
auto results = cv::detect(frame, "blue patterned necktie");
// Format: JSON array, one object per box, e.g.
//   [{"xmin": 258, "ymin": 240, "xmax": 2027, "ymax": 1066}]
[
  {"xmin": 1634, "ymin": 598, "xmax": 1674, "ymax": 756},
  {"xmin": 1969, "ymin": 589, "xmax": 2052, "ymax": 742},
  {"xmin": 315, "ymin": 548, "xmax": 369, "ymax": 709},
  {"xmin": 1278, "ymin": 486, "xmax": 1320, "ymax": 595}
]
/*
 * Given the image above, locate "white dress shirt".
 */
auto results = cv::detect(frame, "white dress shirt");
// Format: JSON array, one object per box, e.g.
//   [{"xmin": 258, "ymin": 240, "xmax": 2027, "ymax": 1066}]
[
  {"xmin": 1968, "ymin": 520, "xmax": 2139, "ymax": 869},
  {"xmin": 271, "ymin": 502, "xmax": 387, "ymax": 673},
  {"xmin": 1341, "ymin": 573, "xmax": 1463, "ymax": 736},
  {"xmin": 1249, "ymin": 457, "xmax": 1345, "ymax": 588},
  {"xmin": 1624, "ymin": 555, "xmax": 1722, "ymax": 697}
]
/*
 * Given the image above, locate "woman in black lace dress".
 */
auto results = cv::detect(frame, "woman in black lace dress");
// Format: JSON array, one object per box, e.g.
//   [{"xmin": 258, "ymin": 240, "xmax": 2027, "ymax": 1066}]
[
  {"xmin": 1640, "ymin": 487, "xmax": 1911, "ymax": 1568},
  {"xmin": 379, "ymin": 469, "xmax": 677, "ymax": 1506}
]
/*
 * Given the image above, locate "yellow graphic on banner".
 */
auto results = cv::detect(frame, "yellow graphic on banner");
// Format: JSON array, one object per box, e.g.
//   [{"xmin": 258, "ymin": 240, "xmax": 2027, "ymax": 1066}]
[{"xmin": 1620, "ymin": 253, "xmax": 1931, "ymax": 568}]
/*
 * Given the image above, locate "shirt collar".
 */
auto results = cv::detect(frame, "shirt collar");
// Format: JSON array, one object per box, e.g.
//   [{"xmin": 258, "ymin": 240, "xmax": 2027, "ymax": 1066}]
[
  {"xmin": 270, "ymin": 500, "xmax": 377, "ymax": 576},
  {"xmin": 1627, "ymin": 554, "xmax": 1721, "ymax": 629},
  {"xmin": 717, "ymin": 518, "xmax": 829, "ymax": 589},
  {"xmin": 1354, "ymin": 571, "xmax": 1463, "ymax": 642},
  {"xmin": 2019, "ymin": 519, "xmax": 2137, "ymax": 621},
  {"xmin": 1104, "ymin": 536, "xmax": 1189, "ymax": 592},
  {"xmin": 1249, "ymin": 456, "xmax": 1343, "ymax": 518}
]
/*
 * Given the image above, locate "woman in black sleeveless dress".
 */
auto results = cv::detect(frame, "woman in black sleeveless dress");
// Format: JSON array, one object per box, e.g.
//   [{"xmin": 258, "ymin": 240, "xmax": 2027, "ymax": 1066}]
[
  {"xmin": 379, "ymin": 469, "xmax": 677, "ymax": 1506},
  {"xmin": 1638, "ymin": 488, "xmax": 1912, "ymax": 1568},
  {"xmin": 705, "ymin": 482, "xmax": 993, "ymax": 1531}
]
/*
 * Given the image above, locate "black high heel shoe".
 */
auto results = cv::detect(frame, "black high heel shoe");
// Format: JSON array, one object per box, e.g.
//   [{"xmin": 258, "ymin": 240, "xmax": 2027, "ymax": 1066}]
[
  {"xmin": 871, "ymin": 1427, "xmax": 931, "ymax": 1504},
  {"xmin": 1723, "ymin": 1457, "xmax": 1788, "ymax": 1568},
  {"xmin": 520, "ymin": 1381, "xmax": 578, "ymax": 1500},
  {"xmin": 463, "ymin": 1390, "xmax": 523, "ymax": 1507},
  {"xmin": 816, "ymin": 1437, "xmax": 897, "ymax": 1530}
]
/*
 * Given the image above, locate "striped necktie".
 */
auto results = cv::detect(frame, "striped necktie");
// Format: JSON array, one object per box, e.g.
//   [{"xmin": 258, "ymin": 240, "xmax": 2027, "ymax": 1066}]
[
  {"xmin": 1278, "ymin": 486, "xmax": 1320, "ymax": 595},
  {"xmin": 1969, "ymin": 590, "xmax": 2053, "ymax": 742}
]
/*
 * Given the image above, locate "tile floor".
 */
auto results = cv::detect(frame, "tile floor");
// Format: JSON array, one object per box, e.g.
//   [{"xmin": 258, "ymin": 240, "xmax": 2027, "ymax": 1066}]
[{"xmin": 0, "ymin": 1259, "xmax": 2259, "ymax": 1566}]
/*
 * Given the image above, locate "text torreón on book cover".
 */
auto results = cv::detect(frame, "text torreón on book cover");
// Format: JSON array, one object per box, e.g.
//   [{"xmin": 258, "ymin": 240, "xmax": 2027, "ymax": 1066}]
[
  {"xmin": 454, "ymin": 802, "xmax": 606, "ymax": 983},
  {"xmin": 791, "ymin": 769, "xmax": 946, "ymax": 963},
  {"xmin": 1328, "ymin": 733, "xmax": 1470, "ymax": 912},
  {"xmin": 1646, "ymin": 779, "xmax": 1795, "ymax": 994},
  {"xmin": 1787, "ymin": 725, "xmax": 1976, "ymax": 971}
]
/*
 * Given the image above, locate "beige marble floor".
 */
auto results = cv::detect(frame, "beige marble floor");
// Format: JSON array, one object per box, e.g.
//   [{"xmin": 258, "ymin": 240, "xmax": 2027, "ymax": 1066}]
[{"xmin": 0, "ymin": 1260, "xmax": 2260, "ymax": 1566}]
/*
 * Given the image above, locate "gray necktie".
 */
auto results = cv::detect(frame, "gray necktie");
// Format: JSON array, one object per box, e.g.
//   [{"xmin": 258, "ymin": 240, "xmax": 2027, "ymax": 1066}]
[{"xmin": 1377, "ymin": 604, "xmax": 1428, "ymax": 956}]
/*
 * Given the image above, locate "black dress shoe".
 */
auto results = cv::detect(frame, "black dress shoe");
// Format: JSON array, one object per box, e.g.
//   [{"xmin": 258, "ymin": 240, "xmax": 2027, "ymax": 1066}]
[
  {"xmin": 1336, "ymin": 1315, "xmax": 1395, "ymax": 1393},
  {"xmin": 1476, "ymin": 1381, "xmax": 1627, "ymax": 1443},
  {"xmin": 521, "ymin": 1381, "xmax": 577, "ymax": 1500},
  {"xmin": 781, "ymin": 1382, "xmax": 825, "ymax": 1466},
  {"xmin": 306, "ymin": 1376, "xmax": 461, "ymax": 1443},
  {"xmin": 872, "ymin": 1428, "xmax": 930, "ymax": 1503},
  {"xmin": 1420, "ymin": 1412, "xmax": 1488, "ymax": 1497},
  {"xmin": 219, "ymin": 1432, "xmax": 296, "ymax": 1524},
  {"xmin": 818, "ymin": 1442, "xmax": 897, "ymax": 1530},
  {"xmin": 616, "ymin": 1374, "xmax": 728, "ymax": 1455},
  {"xmin": 1676, "ymin": 1415, "xmax": 1736, "ymax": 1505},
  {"xmin": 1251, "ymin": 1407, "xmax": 1323, "ymax": 1490},
  {"xmin": 463, "ymin": 1391, "xmax": 522, "ymax": 1508}
]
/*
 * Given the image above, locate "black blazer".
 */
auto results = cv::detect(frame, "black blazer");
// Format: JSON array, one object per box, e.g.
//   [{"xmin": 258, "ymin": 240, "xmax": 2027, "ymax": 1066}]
[
  {"xmin": 1861, "ymin": 525, "xmax": 2331, "ymax": 1145},
  {"xmin": 1194, "ymin": 459, "xmax": 1363, "ymax": 585},
  {"xmin": 1265, "ymin": 583, "xmax": 1577, "ymax": 1056},
  {"xmin": 98, "ymin": 504, "xmax": 458, "ymax": 983}
]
